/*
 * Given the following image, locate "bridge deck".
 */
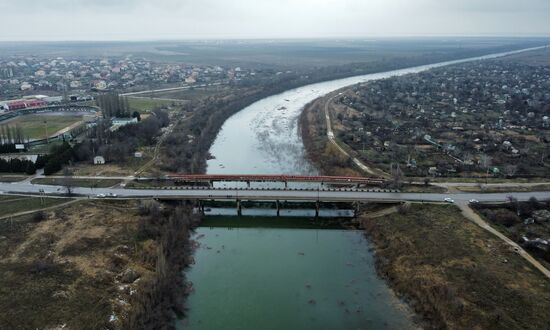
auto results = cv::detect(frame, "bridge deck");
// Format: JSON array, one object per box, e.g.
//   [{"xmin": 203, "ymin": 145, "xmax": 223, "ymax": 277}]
[{"xmin": 167, "ymin": 174, "xmax": 386, "ymax": 184}]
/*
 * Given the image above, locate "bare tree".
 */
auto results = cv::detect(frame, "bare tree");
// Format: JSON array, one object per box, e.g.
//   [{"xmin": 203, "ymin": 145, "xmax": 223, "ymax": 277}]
[
  {"xmin": 479, "ymin": 154, "xmax": 492, "ymax": 183},
  {"xmin": 507, "ymin": 195, "xmax": 520, "ymax": 216},
  {"xmin": 541, "ymin": 147, "xmax": 550, "ymax": 166},
  {"xmin": 62, "ymin": 166, "xmax": 74, "ymax": 196},
  {"xmin": 504, "ymin": 164, "xmax": 518, "ymax": 178}
]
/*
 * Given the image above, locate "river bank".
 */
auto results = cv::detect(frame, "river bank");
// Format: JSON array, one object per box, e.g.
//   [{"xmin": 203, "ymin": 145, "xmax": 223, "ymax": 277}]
[
  {"xmin": 300, "ymin": 94, "xmax": 364, "ymax": 177},
  {"xmin": 361, "ymin": 203, "xmax": 550, "ymax": 329},
  {"xmin": 122, "ymin": 202, "xmax": 200, "ymax": 329},
  {"xmin": 0, "ymin": 199, "xmax": 198, "ymax": 329}
]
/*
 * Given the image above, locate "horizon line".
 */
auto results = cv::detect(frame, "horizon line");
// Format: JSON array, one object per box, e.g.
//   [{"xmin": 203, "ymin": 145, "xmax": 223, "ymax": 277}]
[{"xmin": 2, "ymin": 34, "xmax": 550, "ymax": 43}]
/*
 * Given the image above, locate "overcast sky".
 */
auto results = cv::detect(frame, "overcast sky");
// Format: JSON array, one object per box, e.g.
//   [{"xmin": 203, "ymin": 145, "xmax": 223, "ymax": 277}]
[{"xmin": 1, "ymin": 0, "xmax": 549, "ymax": 41}]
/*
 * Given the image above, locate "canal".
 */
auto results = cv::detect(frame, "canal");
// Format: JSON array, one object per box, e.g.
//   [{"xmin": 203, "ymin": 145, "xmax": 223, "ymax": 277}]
[{"xmin": 181, "ymin": 46, "xmax": 542, "ymax": 329}]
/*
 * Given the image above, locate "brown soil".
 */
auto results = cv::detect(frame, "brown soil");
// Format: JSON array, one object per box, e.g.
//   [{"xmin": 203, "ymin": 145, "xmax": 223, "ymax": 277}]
[
  {"xmin": 0, "ymin": 200, "xmax": 160, "ymax": 329},
  {"xmin": 362, "ymin": 204, "xmax": 550, "ymax": 330}
]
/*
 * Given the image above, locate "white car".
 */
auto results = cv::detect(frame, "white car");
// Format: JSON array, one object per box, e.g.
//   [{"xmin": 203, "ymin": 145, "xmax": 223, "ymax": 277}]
[
  {"xmin": 107, "ymin": 193, "xmax": 118, "ymax": 197},
  {"xmin": 96, "ymin": 193, "xmax": 106, "ymax": 198},
  {"xmin": 444, "ymin": 197, "xmax": 455, "ymax": 203},
  {"xmin": 469, "ymin": 199, "xmax": 479, "ymax": 204}
]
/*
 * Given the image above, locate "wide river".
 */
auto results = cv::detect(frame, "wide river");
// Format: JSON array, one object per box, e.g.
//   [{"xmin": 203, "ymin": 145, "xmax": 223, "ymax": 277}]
[{"xmin": 181, "ymin": 46, "xmax": 546, "ymax": 329}]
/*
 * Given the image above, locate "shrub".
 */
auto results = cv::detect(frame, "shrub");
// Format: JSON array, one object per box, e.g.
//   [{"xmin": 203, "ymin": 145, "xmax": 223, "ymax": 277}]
[
  {"xmin": 32, "ymin": 211, "xmax": 46, "ymax": 223},
  {"xmin": 488, "ymin": 209, "xmax": 522, "ymax": 227}
]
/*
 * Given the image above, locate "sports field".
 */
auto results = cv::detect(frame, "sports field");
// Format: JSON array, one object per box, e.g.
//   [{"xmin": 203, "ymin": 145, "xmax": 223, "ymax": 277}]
[{"xmin": 1, "ymin": 113, "xmax": 84, "ymax": 140}]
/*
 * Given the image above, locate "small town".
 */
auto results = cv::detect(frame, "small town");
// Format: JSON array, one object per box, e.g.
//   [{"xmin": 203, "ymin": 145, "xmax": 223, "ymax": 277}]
[
  {"xmin": 0, "ymin": 54, "xmax": 262, "ymax": 101},
  {"xmin": 332, "ymin": 57, "xmax": 550, "ymax": 178}
]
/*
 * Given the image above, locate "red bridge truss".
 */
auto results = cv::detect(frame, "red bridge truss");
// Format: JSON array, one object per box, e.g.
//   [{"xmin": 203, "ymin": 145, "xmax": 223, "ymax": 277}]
[{"xmin": 167, "ymin": 174, "xmax": 386, "ymax": 185}]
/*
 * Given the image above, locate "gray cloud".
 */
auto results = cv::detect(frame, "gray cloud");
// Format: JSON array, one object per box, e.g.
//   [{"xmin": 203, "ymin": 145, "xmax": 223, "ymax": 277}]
[{"xmin": 0, "ymin": 0, "xmax": 548, "ymax": 40}]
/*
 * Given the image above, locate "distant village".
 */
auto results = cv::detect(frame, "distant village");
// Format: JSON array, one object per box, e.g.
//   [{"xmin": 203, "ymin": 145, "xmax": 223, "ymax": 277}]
[
  {"xmin": 334, "ymin": 59, "xmax": 550, "ymax": 178},
  {"xmin": 0, "ymin": 54, "xmax": 263, "ymax": 105}
]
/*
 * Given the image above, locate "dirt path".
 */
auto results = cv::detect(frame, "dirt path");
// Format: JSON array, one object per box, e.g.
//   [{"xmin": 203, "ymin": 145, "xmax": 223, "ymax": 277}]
[
  {"xmin": 457, "ymin": 201, "xmax": 550, "ymax": 280},
  {"xmin": 363, "ymin": 205, "xmax": 402, "ymax": 219},
  {"xmin": 322, "ymin": 93, "xmax": 389, "ymax": 178},
  {"xmin": 0, "ymin": 199, "xmax": 80, "ymax": 221}
]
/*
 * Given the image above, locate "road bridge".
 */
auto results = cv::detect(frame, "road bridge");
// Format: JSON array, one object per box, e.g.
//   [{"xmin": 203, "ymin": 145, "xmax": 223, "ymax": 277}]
[
  {"xmin": 167, "ymin": 174, "xmax": 387, "ymax": 187},
  {"xmin": 1, "ymin": 181, "xmax": 549, "ymax": 204}
]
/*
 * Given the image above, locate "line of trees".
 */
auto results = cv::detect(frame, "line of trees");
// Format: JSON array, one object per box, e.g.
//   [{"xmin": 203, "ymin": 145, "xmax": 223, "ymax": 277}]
[
  {"xmin": 0, "ymin": 157, "xmax": 43, "ymax": 174},
  {"xmin": 0, "ymin": 143, "xmax": 18, "ymax": 154},
  {"xmin": 96, "ymin": 93, "xmax": 131, "ymax": 118},
  {"xmin": 0, "ymin": 124, "xmax": 28, "ymax": 146},
  {"xmin": 43, "ymin": 142, "xmax": 75, "ymax": 175},
  {"xmin": 123, "ymin": 203, "xmax": 199, "ymax": 329}
]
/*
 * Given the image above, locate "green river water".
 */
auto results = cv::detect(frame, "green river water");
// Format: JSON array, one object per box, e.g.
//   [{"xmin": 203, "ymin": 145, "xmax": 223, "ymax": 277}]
[{"xmin": 179, "ymin": 220, "xmax": 415, "ymax": 330}]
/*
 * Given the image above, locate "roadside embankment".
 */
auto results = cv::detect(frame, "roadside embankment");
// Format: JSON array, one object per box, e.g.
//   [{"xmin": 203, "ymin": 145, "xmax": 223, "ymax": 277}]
[
  {"xmin": 361, "ymin": 203, "xmax": 550, "ymax": 329},
  {"xmin": 300, "ymin": 96, "xmax": 363, "ymax": 177}
]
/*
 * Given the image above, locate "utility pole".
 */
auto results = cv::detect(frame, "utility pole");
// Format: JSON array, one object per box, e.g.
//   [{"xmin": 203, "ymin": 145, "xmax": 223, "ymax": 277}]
[{"xmin": 44, "ymin": 120, "xmax": 49, "ymax": 144}]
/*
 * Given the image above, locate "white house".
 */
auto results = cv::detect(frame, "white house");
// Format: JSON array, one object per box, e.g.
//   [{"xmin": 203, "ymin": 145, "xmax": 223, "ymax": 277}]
[
  {"xmin": 112, "ymin": 117, "xmax": 138, "ymax": 126},
  {"xmin": 93, "ymin": 156, "xmax": 105, "ymax": 165}
]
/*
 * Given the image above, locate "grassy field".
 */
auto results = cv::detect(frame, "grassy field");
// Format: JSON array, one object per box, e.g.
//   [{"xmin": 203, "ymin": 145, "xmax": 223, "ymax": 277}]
[
  {"xmin": 0, "ymin": 200, "xmax": 155, "ymax": 329},
  {"xmin": 362, "ymin": 204, "xmax": 550, "ymax": 329},
  {"xmin": 0, "ymin": 175, "xmax": 27, "ymax": 182},
  {"xmin": 456, "ymin": 184, "xmax": 550, "ymax": 193},
  {"xmin": 401, "ymin": 184, "xmax": 448, "ymax": 193},
  {"xmin": 2, "ymin": 114, "xmax": 83, "ymax": 140},
  {"xmin": 0, "ymin": 195, "xmax": 71, "ymax": 217},
  {"xmin": 126, "ymin": 97, "xmax": 184, "ymax": 113},
  {"xmin": 153, "ymin": 85, "xmax": 229, "ymax": 101},
  {"xmin": 32, "ymin": 178, "xmax": 121, "ymax": 188}
]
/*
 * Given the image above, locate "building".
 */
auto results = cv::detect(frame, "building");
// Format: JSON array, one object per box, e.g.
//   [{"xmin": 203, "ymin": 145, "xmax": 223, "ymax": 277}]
[
  {"xmin": 3, "ymin": 99, "xmax": 47, "ymax": 111},
  {"xmin": 112, "ymin": 117, "xmax": 138, "ymax": 126},
  {"xmin": 93, "ymin": 156, "xmax": 105, "ymax": 165},
  {"xmin": 20, "ymin": 82, "xmax": 33, "ymax": 91}
]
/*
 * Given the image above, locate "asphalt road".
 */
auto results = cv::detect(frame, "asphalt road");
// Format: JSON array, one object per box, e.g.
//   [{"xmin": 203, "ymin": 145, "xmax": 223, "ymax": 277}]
[{"xmin": 1, "ymin": 181, "xmax": 549, "ymax": 203}]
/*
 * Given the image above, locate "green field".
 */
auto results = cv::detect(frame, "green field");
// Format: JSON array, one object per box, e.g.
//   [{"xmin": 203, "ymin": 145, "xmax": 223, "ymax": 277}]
[
  {"xmin": 0, "ymin": 195, "xmax": 71, "ymax": 217},
  {"xmin": 153, "ymin": 86, "xmax": 229, "ymax": 101},
  {"xmin": 31, "ymin": 178, "xmax": 121, "ymax": 188},
  {"xmin": 0, "ymin": 175, "xmax": 27, "ymax": 183},
  {"xmin": 2, "ymin": 114, "xmax": 83, "ymax": 140},
  {"xmin": 126, "ymin": 97, "xmax": 184, "ymax": 113}
]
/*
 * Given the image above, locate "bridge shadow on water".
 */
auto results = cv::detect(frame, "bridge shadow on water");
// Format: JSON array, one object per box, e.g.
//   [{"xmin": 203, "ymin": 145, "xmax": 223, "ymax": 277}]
[
  {"xmin": 200, "ymin": 215, "xmax": 358, "ymax": 229},
  {"xmin": 196, "ymin": 201, "xmax": 357, "ymax": 229}
]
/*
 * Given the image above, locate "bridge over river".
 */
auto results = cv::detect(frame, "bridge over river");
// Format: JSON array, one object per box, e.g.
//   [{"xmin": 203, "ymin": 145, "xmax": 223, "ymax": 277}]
[{"xmin": 1, "ymin": 177, "xmax": 549, "ymax": 204}]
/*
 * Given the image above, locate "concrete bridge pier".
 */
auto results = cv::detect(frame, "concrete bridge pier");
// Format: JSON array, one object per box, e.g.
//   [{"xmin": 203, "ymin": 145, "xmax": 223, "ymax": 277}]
[
  {"xmin": 246, "ymin": 180, "xmax": 251, "ymax": 188},
  {"xmin": 315, "ymin": 201, "xmax": 320, "ymax": 218},
  {"xmin": 237, "ymin": 199, "xmax": 242, "ymax": 216},
  {"xmin": 284, "ymin": 181, "xmax": 288, "ymax": 189},
  {"xmin": 276, "ymin": 200, "xmax": 280, "ymax": 217},
  {"xmin": 197, "ymin": 200, "xmax": 205, "ymax": 215}
]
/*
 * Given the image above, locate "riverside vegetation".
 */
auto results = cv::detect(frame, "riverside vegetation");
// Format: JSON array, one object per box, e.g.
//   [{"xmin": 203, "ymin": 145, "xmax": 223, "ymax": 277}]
[
  {"xmin": 0, "ymin": 199, "xmax": 199, "ymax": 329},
  {"xmin": 362, "ymin": 204, "xmax": 550, "ymax": 329}
]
